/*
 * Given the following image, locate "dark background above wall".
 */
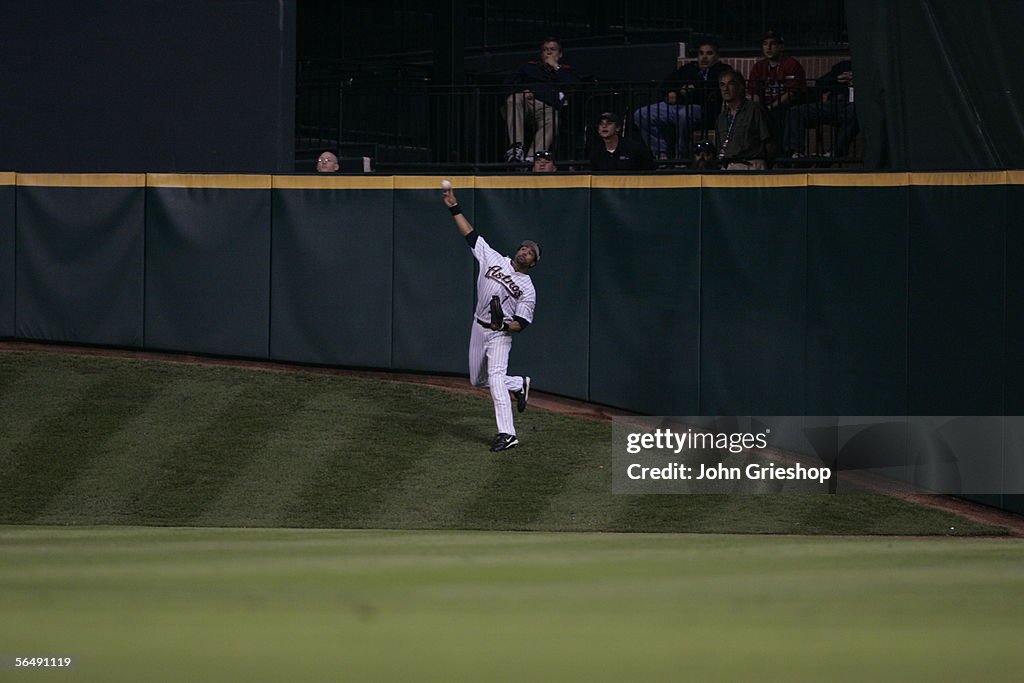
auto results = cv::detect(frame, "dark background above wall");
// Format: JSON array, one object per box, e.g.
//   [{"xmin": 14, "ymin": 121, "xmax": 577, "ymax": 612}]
[{"xmin": 0, "ymin": 1, "xmax": 295, "ymax": 173}]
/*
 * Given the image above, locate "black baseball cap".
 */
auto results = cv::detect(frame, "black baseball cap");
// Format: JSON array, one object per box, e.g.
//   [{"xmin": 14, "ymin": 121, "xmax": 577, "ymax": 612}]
[
  {"xmin": 598, "ymin": 111, "xmax": 621, "ymax": 125},
  {"xmin": 519, "ymin": 240, "xmax": 541, "ymax": 263},
  {"xmin": 762, "ymin": 30, "xmax": 785, "ymax": 43}
]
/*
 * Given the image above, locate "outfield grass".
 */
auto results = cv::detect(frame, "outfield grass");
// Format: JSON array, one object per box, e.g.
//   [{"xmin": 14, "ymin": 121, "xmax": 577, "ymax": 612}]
[
  {"xmin": 0, "ymin": 350, "xmax": 1011, "ymax": 535},
  {"xmin": 1, "ymin": 526, "xmax": 1022, "ymax": 682}
]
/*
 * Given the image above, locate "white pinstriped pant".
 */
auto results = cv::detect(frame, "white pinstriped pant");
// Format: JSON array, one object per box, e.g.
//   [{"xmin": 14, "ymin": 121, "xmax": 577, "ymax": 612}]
[{"xmin": 469, "ymin": 321, "xmax": 526, "ymax": 435}]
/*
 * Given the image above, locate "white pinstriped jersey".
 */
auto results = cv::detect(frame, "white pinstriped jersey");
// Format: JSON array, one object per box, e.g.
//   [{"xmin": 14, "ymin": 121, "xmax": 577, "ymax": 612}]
[{"xmin": 470, "ymin": 233, "xmax": 536, "ymax": 326}]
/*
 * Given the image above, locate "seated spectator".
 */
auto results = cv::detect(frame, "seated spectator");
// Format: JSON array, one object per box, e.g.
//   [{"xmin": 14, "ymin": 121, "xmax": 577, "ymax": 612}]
[
  {"xmin": 590, "ymin": 112, "xmax": 656, "ymax": 172},
  {"xmin": 532, "ymin": 150, "xmax": 558, "ymax": 172},
  {"xmin": 316, "ymin": 150, "xmax": 339, "ymax": 173},
  {"xmin": 504, "ymin": 37, "xmax": 582, "ymax": 163},
  {"xmin": 716, "ymin": 70, "xmax": 773, "ymax": 170},
  {"xmin": 691, "ymin": 140, "xmax": 719, "ymax": 170},
  {"xmin": 747, "ymin": 31, "xmax": 806, "ymax": 150},
  {"xmin": 783, "ymin": 59, "xmax": 858, "ymax": 159},
  {"xmin": 633, "ymin": 40, "xmax": 731, "ymax": 160}
]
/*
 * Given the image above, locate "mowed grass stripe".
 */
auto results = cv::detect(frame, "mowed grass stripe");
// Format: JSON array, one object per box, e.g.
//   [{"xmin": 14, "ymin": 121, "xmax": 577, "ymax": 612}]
[
  {"xmin": 0, "ymin": 368, "xmax": 171, "ymax": 521},
  {"xmin": 137, "ymin": 378, "xmax": 317, "ymax": 524},
  {"xmin": 0, "ymin": 359, "xmax": 95, "ymax": 467},
  {"xmin": 369, "ymin": 396, "xmax": 612, "ymax": 529},
  {"xmin": 195, "ymin": 384, "xmax": 360, "ymax": 527},
  {"xmin": 37, "ymin": 376, "xmax": 251, "ymax": 524},
  {"xmin": 0, "ymin": 351, "xmax": 1014, "ymax": 535},
  {"xmin": 281, "ymin": 380, "xmax": 498, "ymax": 527},
  {"xmin": 372, "ymin": 409, "xmax": 506, "ymax": 528},
  {"xmin": 458, "ymin": 411, "xmax": 607, "ymax": 528},
  {"xmin": 537, "ymin": 458, "xmax": 625, "ymax": 529}
]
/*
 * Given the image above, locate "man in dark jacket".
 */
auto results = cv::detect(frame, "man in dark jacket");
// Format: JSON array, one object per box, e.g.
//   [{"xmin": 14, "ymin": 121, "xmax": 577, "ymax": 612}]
[
  {"xmin": 783, "ymin": 59, "xmax": 858, "ymax": 158},
  {"xmin": 590, "ymin": 112, "xmax": 656, "ymax": 172},
  {"xmin": 505, "ymin": 37, "xmax": 583, "ymax": 163},
  {"xmin": 633, "ymin": 40, "xmax": 731, "ymax": 159}
]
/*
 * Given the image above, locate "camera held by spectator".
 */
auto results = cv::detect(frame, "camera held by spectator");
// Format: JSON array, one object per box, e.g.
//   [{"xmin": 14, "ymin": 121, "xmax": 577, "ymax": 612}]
[{"xmin": 692, "ymin": 141, "xmax": 719, "ymax": 170}]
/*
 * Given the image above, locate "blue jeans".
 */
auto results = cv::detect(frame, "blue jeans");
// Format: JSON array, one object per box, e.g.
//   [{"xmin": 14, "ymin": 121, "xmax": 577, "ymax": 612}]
[{"xmin": 633, "ymin": 102, "xmax": 703, "ymax": 157}]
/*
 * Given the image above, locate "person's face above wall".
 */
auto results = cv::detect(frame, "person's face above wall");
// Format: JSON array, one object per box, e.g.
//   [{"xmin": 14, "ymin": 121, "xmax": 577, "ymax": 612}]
[
  {"xmin": 762, "ymin": 38, "xmax": 783, "ymax": 60},
  {"xmin": 697, "ymin": 44, "xmax": 719, "ymax": 69}
]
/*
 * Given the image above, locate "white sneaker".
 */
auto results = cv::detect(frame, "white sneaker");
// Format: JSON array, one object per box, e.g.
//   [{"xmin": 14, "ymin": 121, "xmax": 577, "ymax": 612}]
[{"xmin": 504, "ymin": 143, "xmax": 525, "ymax": 163}]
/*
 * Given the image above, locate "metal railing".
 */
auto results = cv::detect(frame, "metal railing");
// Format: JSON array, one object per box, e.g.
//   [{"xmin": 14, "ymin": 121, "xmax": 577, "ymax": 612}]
[
  {"xmin": 299, "ymin": 0, "xmax": 848, "ymax": 62},
  {"xmin": 296, "ymin": 78, "xmax": 861, "ymax": 172}
]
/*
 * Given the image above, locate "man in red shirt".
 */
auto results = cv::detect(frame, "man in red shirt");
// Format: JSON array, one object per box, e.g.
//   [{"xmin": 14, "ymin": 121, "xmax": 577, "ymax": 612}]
[{"xmin": 747, "ymin": 31, "xmax": 806, "ymax": 162}]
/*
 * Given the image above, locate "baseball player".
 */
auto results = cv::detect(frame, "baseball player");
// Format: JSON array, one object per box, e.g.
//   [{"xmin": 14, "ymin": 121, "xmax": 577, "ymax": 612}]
[{"xmin": 443, "ymin": 187, "xmax": 539, "ymax": 452}]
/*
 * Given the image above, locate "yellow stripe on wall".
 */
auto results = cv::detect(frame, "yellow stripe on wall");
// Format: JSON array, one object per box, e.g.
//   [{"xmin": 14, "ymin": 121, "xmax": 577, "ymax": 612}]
[
  {"xmin": 393, "ymin": 176, "xmax": 478, "ymax": 190},
  {"xmin": 147, "ymin": 174, "xmax": 271, "ymax": 189},
  {"xmin": 591, "ymin": 175, "xmax": 701, "ymax": 189},
  {"xmin": 1007, "ymin": 170, "xmax": 1024, "ymax": 185},
  {"xmin": 17, "ymin": 173, "xmax": 146, "ymax": 188},
  {"xmin": 474, "ymin": 176, "xmax": 591, "ymax": 189},
  {"xmin": 273, "ymin": 175, "xmax": 396, "ymax": 190},
  {"xmin": 701, "ymin": 173, "xmax": 807, "ymax": 188},
  {"xmin": 808, "ymin": 173, "xmax": 910, "ymax": 187},
  {"xmin": 910, "ymin": 171, "xmax": 1008, "ymax": 186},
  {"xmin": 0, "ymin": 172, "xmax": 15, "ymax": 185}
]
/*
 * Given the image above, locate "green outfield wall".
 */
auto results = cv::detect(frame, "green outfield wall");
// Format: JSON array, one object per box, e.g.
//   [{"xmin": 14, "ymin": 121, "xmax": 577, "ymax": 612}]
[{"xmin": 1, "ymin": 171, "xmax": 1022, "ymax": 513}]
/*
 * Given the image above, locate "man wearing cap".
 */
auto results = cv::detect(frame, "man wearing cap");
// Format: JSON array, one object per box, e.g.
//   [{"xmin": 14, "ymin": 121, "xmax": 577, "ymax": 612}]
[
  {"xmin": 590, "ymin": 112, "xmax": 656, "ymax": 172},
  {"xmin": 747, "ymin": 31, "xmax": 806, "ymax": 155},
  {"xmin": 441, "ymin": 186, "xmax": 539, "ymax": 452},
  {"xmin": 748, "ymin": 31, "xmax": 806, "ymax": 109},
  {"xmin": 532, "ymin": 150, "xmax": 558, "ymax": 172}
]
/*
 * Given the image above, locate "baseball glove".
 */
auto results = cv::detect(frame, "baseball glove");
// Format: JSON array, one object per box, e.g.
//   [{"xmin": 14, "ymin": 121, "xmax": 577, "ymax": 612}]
[{"xmin": 488, "ymin": 295, "xmax": 504, "ymax": 330}]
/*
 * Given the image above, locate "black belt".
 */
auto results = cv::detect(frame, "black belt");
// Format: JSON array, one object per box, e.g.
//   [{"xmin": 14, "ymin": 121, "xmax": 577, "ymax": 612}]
[{"xmin": 478, "ymin": 317, "xmax": 517, "ymax": 332}]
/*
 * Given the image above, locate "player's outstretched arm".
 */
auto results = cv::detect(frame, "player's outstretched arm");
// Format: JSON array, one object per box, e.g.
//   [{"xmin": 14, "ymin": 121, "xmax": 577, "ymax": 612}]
[{"xmin": 443, "ymin": 189, "xmax": 473, "ymax": 237}]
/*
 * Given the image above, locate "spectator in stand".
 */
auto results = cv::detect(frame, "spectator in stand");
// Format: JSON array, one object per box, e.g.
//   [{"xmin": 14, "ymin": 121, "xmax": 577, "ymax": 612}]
[
  {"xmin": 532, "ymin": 150, "xmax": 558, "ymax": 172},
  {"xmin": 504, "ymin": 37, "xmax": 583, "ymax": 163},
  {"xmin": 633, "ymin": 39, "xmax": 732, "ymax": 160},
  {"xmin": 747, "ymin": 31, "xmax": 806, "ymax": 151},
  {"xmin": 316, "ymin": 150, "xmax": 339, "ymax": 173},
  {"xmin": 716, "ymin": 70, "xmax": 773, "ymax": 170},
  {"xmin": 784, "ymin": 59, "xmax": 858, "ymax": 159},
  {"xmin": 691, "ymin": 140, "xmax": 719, "ymax": 170},
  {"xmin": 590, "ymin": 112, "xmax": 656, "ymax": 172}
]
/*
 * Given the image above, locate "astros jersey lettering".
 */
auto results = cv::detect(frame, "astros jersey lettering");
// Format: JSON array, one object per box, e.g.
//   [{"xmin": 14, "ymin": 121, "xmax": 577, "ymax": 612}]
[{"xmin": 471, "ymin": 234, "xmax": 536, "ymax": 326}]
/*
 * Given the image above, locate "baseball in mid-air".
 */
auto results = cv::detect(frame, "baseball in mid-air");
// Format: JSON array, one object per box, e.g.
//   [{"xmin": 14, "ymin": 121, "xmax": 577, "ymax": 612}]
[{"xmin": 441, "ymin": 179, "xmax": 452, "ymax": 190}]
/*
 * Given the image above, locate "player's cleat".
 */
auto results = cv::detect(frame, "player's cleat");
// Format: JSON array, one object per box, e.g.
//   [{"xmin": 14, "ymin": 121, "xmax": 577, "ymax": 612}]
[
  {"xmin": 490, "ymin": 433, "xmax": 519, "ymax": 452},
  {"xmin": 513, "ymin": 376, "xmax": 530, "ymax": 413}
]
